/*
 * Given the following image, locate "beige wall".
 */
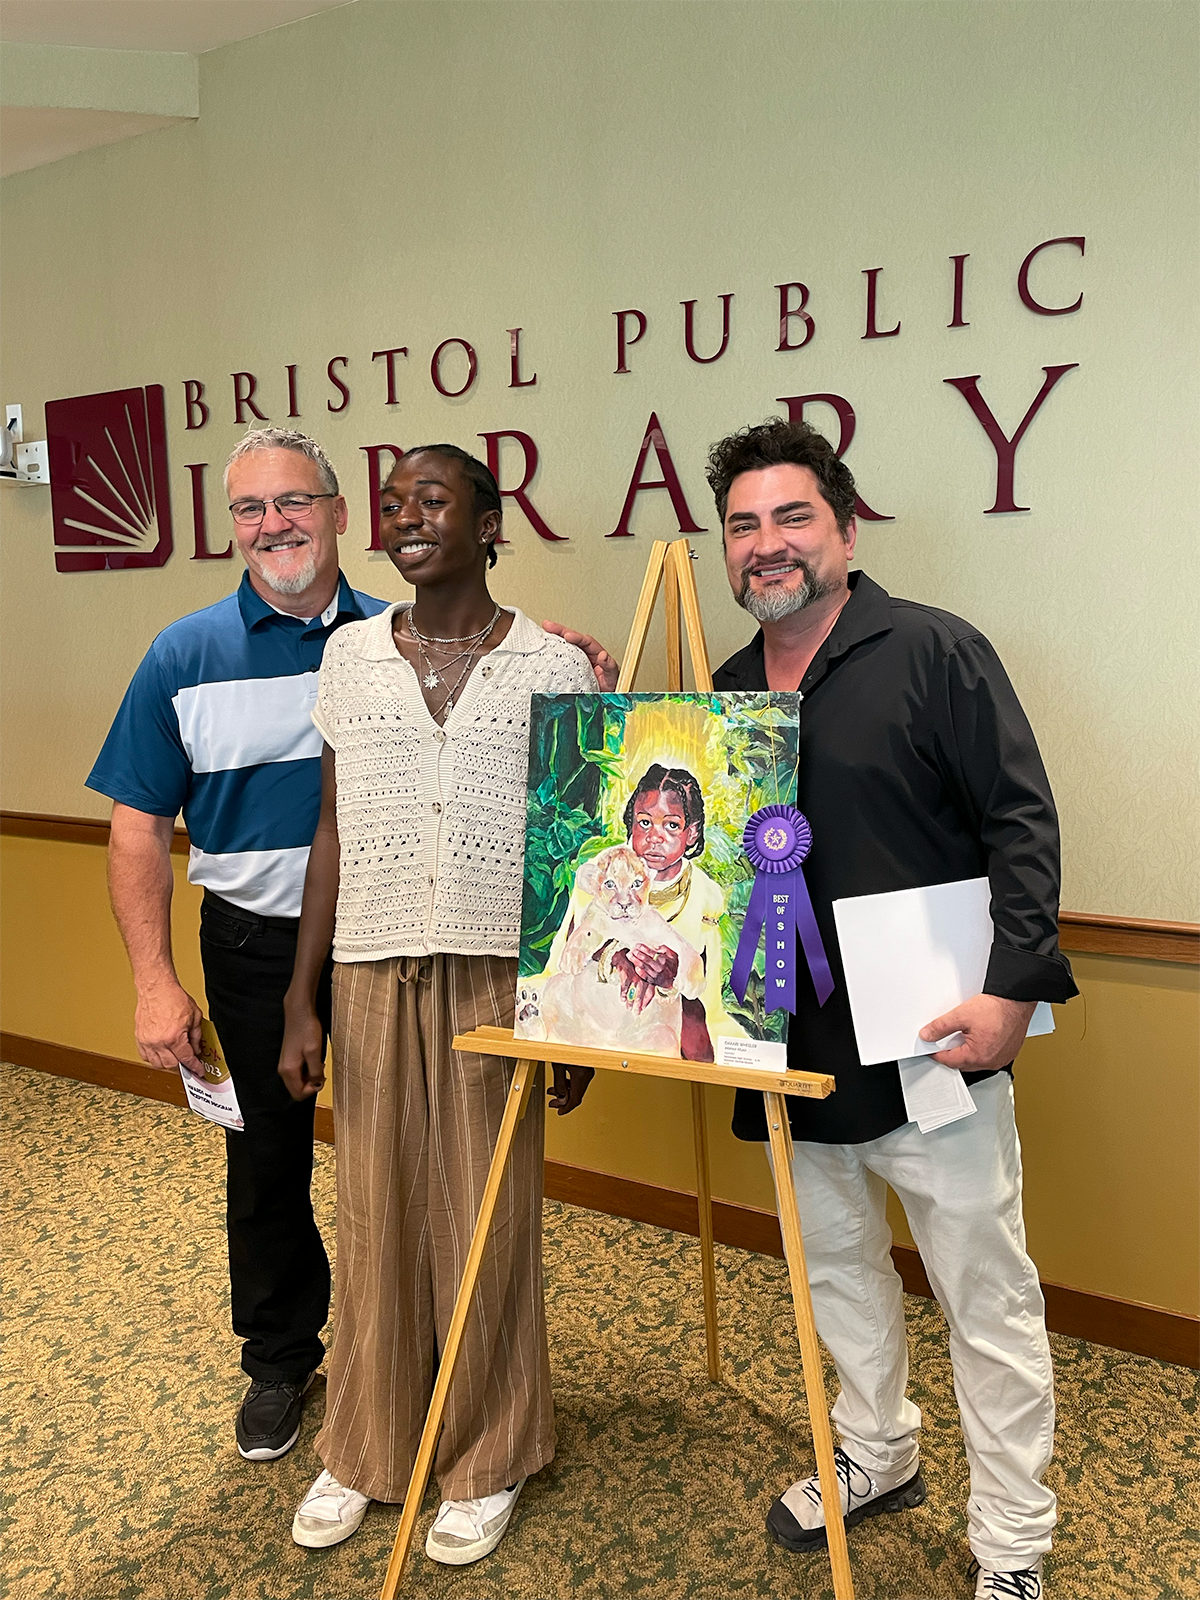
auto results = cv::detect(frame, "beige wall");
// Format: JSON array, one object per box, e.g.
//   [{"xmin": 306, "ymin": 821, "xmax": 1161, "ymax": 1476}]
[
  {"xmin": 0, "ymin": 0, "xmax": 1196, "ymax": 918},
  {"xmin": 2, "ymin": 831, "xmax": 1196, "ymax": 1316}
]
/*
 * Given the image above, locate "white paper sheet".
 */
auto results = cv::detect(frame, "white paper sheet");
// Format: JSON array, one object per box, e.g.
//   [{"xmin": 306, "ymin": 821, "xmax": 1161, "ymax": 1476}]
[
  {"xmin": 896, "ymin": 1054, "xmax": 977, "ymax": 1132},
  {"xmin": 830, "ymin": 877, "xmax": 1055, "ymax": 1067}
]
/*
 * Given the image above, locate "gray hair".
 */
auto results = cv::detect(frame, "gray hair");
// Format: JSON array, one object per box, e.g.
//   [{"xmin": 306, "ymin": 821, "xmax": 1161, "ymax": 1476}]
[{"xmin": 223, "ymin": 428, "xmax": 339, "ymax": 498}]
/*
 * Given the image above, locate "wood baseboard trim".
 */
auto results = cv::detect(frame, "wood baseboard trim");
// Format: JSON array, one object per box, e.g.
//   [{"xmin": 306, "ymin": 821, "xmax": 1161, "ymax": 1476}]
[
  {"xmin": 1057, "ymin": 911, "xmax": 1199, "ymax": 964},
  {"xmin": 7, "ymin": 1031, "xmax": 1196, "ymax": 1369},
  {"xmin": 5, "ymin": 811, "xmax": 1197, "ymax": 963},
  {"xmin": 1, "ymin": 810, "xmax": 190, "ymax": 855},
  {"xmin": 544, "ymin": 1160, "xmax": 1200, "ymax": 1370},
  {"xmin": 1, "ymin": 1032, "xmax": 335, "ymax": 1144}
]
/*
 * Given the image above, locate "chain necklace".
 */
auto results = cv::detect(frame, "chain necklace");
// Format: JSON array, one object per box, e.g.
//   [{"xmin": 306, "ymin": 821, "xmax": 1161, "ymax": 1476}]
[
  {"xmin": 408, "ymin": 604, "xmax": 500, "ymax": 648},
  {"xmin": 412, "ymin": 636, "xmax": 472, "ymax": 694},
  {"xmin": 400, "ymin": 607, "xmax": 499, "ymax": 719},
  {"xmin": 404, "ymin": 619, "xmax": 482, "ymax": 693},
  {"xmin": 424, "ymin": 652, "xmax": 475, "ymax": 720}
]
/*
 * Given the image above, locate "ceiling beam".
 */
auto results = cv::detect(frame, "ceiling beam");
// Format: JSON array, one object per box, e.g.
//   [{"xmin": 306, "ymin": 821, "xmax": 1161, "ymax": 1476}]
[{"xmin": 1, "ymin": 41, "xmax": 199, "ymax": 119}]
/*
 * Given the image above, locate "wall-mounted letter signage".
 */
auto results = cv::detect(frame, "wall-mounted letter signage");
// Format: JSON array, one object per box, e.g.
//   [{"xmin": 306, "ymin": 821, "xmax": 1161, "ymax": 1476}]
[{"xmin": 42, "ymin": 236, "xmax": 1085, "ymax": 573}]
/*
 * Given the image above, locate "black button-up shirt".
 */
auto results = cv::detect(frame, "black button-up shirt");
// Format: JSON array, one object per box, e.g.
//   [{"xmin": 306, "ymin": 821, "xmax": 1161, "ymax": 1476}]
[{"xmin": 714, "ymin": 571, "xmax": 1078, "ymax": 1145}]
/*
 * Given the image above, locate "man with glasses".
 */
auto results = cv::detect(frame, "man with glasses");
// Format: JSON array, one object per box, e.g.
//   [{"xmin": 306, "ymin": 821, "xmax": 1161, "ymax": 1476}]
[{"xmin": 87, "ymin": 428, "xmax": 387, "ymax": 1463}]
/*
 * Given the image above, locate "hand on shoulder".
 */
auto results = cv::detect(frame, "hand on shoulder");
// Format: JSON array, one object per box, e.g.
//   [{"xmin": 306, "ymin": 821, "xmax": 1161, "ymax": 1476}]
[{"xmin": 542, "ymin": 621, "xmax": 619, "ymax": 691}]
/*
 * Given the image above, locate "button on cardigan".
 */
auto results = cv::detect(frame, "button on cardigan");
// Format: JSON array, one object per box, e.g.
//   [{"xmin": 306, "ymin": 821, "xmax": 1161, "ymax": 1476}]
[{"xmin": 312, "ymin": 604, "xmax": 595, "ymax": 962}]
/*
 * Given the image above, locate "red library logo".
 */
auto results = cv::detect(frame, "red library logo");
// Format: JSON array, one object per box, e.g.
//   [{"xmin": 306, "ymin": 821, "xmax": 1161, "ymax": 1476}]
[{"xmin": 46, "ymin": 385, "xmax": 174, "ymax": 572}]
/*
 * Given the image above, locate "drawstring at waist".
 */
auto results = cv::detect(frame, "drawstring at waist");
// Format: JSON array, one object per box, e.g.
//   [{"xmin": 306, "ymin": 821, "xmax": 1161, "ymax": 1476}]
[{"xmin": 396, "ymin": 956, "xmax": 433, "ymax": 985}]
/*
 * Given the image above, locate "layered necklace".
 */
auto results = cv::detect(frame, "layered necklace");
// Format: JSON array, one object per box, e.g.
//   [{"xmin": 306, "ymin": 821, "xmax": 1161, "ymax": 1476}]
[{"xmin": 404, "ymin": 603, "xmax": 501, "ymax": 719}]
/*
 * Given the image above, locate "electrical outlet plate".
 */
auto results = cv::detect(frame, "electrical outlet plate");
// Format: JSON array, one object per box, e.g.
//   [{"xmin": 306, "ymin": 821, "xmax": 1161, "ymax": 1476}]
[{"xmin": 15, "ymin": 439, "xmax": 49, "ymax": 484}]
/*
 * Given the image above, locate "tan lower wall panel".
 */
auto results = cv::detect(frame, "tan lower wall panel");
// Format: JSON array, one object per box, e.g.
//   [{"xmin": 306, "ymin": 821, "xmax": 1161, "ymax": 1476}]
[
  {"xmin": 545, "ymin": 1161, "xmax": 1200, "ymax": 1371},
  {"xmin": 6, "ymin": 1031, "xmax": 1196, "ymax": 1371}
]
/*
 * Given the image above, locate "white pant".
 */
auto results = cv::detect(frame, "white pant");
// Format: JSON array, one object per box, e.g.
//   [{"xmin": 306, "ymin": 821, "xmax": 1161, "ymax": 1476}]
[{"xmin": 776, "ymin": 1072, "xmax": 1056, "ymax": 1569}]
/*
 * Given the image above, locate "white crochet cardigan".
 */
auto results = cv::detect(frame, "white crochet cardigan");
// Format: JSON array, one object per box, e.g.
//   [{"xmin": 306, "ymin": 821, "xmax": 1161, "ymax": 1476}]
[{"xmin": 312, "ymin": 603, "xmax": 595, "ymax": 961}]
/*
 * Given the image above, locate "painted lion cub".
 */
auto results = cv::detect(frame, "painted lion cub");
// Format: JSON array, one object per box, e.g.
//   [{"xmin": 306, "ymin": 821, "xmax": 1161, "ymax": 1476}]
[{"xmin": 518, "ymin": 844, "xmax": 704, "ymax": 1055}]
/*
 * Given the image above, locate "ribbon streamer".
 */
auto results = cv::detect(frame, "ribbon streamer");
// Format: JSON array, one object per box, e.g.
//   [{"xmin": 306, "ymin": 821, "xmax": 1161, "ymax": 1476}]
[{"xmin": 730, "ymin": 804, "xmax": 834, "ymax": 1011}]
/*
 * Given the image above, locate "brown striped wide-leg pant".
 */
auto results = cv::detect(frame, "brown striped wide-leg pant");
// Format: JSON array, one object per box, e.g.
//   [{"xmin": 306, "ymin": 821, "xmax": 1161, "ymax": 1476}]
[{"xmin": 315, "ymin": 953, "xmax": 554, "ymax": 1503}]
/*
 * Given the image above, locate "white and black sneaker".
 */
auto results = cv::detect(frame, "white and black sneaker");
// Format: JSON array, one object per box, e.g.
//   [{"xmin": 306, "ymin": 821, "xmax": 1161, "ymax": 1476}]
[
  {"xmin": 235, "ymin": 1371, "xmax": 317, "ymax": 1461},
  {"xmin": 971, "ymin": 1557, "xmax": 1044, "ymax": 1598},
  {"xmin": 767, "ymin": 1446, "xmax": 926, "ymax": 1552}
]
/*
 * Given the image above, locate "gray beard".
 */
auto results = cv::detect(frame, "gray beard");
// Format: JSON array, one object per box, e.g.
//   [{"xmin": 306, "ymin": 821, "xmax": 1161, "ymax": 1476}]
[
  {"xmin": 736, "ymin": 563, "xmax": 838, "ymax": 623},
  {"xmin": 252, "ymin": 547, "xmax": 318, "ymax": 596}
]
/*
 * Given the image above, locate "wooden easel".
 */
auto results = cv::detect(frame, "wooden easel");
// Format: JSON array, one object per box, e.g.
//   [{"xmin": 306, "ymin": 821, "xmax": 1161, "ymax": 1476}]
[{"xmin": 380, "ymin": 540, "xmax": 856, "ymax": 1600}]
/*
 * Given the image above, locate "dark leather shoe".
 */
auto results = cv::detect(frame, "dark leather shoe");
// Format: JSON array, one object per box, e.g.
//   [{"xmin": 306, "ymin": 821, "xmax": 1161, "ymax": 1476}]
[{"xmin": 236, "ymin": 1371, "xmax": 316, "ymax": 1461}]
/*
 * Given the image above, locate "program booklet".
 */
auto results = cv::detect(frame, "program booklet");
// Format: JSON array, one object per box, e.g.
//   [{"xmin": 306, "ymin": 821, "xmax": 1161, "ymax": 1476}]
[{"xmin": 178, "ymin": 1019, "xmax": 245, "ymax": 1132}]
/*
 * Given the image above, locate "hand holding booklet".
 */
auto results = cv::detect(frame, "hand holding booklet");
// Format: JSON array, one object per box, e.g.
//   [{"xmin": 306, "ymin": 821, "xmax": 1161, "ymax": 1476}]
[
  {"xmin": 178, "ymin": 1019, "xmax": 245, "ymax": 1132},
  {"xmin": 831, "ymin": 878, "xmax": 1053, "ymax": 1133}
]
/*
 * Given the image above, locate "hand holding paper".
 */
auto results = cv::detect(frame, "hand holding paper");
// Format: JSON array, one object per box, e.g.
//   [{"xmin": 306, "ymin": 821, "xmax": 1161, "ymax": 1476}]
[
  {"xmin": 831, "ymin": 877, "xmax": 1056, "ymax": 1134},
  {"xmin": 919, "ymin": 994, "xmax": 1039, "ymax": 1072},
  {"xmin": 134, "ymin": 978, "xmax": 205, "ymax": 1076},
  {"xmin": 830, "ymin": 877, "xmax": 1054, "ymax": 1066}
]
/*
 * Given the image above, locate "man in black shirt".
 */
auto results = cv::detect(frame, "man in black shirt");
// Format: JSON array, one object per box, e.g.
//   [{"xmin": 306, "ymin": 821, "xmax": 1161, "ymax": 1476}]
[
  {"xmin": 552, "ymin": 417, "xmax": 1076, "ymax": 1600},
  {"xmin": 712, "ymin": 417, "xmax": 1075, "ymax": 1600}
]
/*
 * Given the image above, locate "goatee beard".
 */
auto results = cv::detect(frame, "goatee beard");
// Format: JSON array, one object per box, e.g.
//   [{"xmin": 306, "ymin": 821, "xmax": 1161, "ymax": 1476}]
[
  {"xmin": 736, "ymin": 562, "xmax": 838, "ymax": 623},
  {"xmin": 253, "ymin": 549, "xmax": 318, "ymax": 596}
]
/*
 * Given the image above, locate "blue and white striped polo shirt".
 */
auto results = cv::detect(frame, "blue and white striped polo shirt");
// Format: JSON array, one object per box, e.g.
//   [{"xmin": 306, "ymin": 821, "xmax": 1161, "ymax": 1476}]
[{"xmin": 87, "ymin": 571, "xmax": 388, "ymax": 917}]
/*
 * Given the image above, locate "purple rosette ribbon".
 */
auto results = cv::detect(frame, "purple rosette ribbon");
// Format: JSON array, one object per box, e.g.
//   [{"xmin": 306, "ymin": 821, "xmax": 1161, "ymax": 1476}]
[{"xmin": 730, "ymin": 804, "xmax": 834, "ymax": 1011}]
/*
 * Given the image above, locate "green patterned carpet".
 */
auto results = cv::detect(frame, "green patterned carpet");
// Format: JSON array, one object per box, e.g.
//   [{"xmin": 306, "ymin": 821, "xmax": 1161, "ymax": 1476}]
[{"xmin": 3, "ymin": 1063, "xmax": 1197, "ymax": 1600}]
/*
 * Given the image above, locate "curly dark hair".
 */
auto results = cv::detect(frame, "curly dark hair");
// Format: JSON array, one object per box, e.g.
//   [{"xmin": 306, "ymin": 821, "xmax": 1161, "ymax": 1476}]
[
  {"xmin": 705, "ymin": 417, "xmax": 856, "ymax": 533},
  {"xmin": 401, "ymin": 443, "xmax": 503, "ymax": 567},
  {"xmin": 622, "ymin": 764, "xmax": 706, "ymax": 861}
]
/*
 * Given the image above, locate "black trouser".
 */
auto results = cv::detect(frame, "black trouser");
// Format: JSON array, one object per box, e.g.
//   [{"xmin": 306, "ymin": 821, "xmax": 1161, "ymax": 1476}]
[{"xmin": 199, "ymin": 890, "xmax": 332, "ymax": 1382}]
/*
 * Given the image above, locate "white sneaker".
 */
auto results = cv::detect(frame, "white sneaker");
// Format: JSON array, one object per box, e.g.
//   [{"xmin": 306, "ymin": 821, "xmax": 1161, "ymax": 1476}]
[
  {"xmin": 767, "ymin": 1446, "xmax": 925, "ymax": 1551},
  {"xmin": 972, "ymin": 1557, "xmax": 1044, "ymax": 1598},
  {"xmin": 291, "ymin": 1469, "xmax": 371, "ymax": 1548},
  {"xmin": 425, "ymin": 1477, "xmax": 526, "ymax": 1565}
]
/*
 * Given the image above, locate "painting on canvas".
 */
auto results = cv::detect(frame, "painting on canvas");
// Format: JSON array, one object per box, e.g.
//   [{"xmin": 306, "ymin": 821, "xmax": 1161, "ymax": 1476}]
[{"xmin": 515, "ymin": 692, "xmax": 801, "ymax": 1068}]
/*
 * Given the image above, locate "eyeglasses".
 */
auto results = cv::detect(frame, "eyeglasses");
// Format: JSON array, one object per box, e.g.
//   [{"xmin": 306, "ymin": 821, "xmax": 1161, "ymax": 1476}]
[{"xmin": 227, "ymin": 493, "xmax": 336, "ymax": 525}]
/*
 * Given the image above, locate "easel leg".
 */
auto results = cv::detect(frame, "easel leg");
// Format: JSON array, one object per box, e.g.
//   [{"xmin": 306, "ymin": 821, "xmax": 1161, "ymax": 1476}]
[
  {"xmin": 662, "ymin": 547, "xmax": 720, "ymax": 1380},
  {"xmin": 379, "ymin": 1059, "xmax": 541, "ymax": 1600},
  {"xmin": 664, "ymin": 541, "xmax": 683, "ymax": 687},
  {"xmin": 765, "ymin": 1092, "xmax": 856, "ymax": 1600},
  {"xmin": 690, "ymin": 1082, "xmax": 721, "ymax": 1380},
  {"xmin": 670, "ymin": 539, "xmax": 713, "ymax": 688},
  {"xmin": 617, "ymin": 540, "xmax": 669, "ymax": 692}
]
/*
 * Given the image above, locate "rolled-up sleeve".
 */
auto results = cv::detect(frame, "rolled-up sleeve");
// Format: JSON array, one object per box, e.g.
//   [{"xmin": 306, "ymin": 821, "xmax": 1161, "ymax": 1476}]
[{"xmin": 940, "ymin": 633, "xmax": 1079, "ymax": 1004}]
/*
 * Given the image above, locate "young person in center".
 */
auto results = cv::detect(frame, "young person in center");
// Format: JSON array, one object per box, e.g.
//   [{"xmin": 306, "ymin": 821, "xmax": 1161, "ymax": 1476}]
[
  {"xmin": 621, "ymin": 764, "xmax": 746, "ymax": 1057},
  {"xmin": 278, "ymin": 444, "xmax": 596, "ymax": 1563}
]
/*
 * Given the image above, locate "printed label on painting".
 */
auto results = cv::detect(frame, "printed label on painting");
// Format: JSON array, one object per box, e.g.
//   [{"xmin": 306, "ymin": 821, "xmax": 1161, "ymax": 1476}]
[
  {"xmin": 714, "ymin": 1035, "xmax": 788, "ymax": 1071},
  {"xmin": 516, "ymin": 692, "xmax": 801, "ymax": 1062}
]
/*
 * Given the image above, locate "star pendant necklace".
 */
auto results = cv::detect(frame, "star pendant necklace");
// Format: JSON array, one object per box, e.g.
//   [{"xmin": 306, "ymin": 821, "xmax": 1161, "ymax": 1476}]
[{"xmin": 405, "ymin": 604, "xmax": 500, "ymax": 710}]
